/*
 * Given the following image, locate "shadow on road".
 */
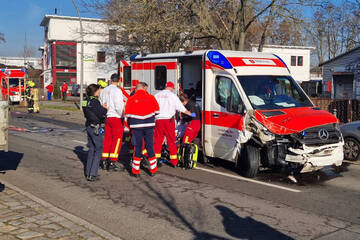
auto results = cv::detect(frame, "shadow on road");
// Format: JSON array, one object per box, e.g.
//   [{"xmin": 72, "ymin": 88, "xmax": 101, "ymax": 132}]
[
  {"xmin": 0, "ymin": 151, "xmax": 23, "ymax": 171},
  {"xmin": 73, "ymin": 146, "xmax": 87, "ymax": 176},
  {"xmin": 135, "ymin": 179, "xmax": 294, "ymax": 240},
  {"xmin": 0, "ymin": 151, "xmax": 24, "ymax": 192},
  {"xmin": 215, "ymin": 205, "xmax": 294, "ymax": 240}
]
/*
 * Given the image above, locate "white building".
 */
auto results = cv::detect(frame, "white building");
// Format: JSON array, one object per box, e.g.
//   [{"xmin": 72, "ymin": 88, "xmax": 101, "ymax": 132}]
[
  {"xmin": 40, "ymin": 15, "xmax": 123, "ymax": 89},
  {"xmin": 0, "ymin": 56, "xmax": 41, "ymax": 70},
  {"xmin": 251, "ymin": 44, "xmax": 315, "ymax": 82}
]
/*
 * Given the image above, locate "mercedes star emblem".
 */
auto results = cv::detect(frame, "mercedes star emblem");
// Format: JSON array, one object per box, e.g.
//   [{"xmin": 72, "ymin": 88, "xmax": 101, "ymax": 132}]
[{"xmin": 318, "ymin": 129, "xmax": 329, "ymax": 140}]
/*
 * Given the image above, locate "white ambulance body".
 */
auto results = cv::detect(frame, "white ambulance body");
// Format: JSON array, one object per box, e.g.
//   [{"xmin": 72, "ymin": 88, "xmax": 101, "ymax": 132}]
[{"xmin": 129, "ymin": 50, "xmax": 343, "ymax": 177}]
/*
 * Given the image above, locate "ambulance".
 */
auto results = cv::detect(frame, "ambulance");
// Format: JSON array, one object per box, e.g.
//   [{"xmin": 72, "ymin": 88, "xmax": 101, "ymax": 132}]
[
  {"xmin": 0, "ymin": 69, "xmax": 26, "ymax": 104},
  {"xmin": 127, "ymin": 50, "xmax": 344, "ymax": 178}
]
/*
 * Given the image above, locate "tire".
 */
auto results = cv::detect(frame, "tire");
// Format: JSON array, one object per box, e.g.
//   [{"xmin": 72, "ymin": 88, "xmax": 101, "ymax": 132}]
[
  {"xmin": 344, "ymin": 137, "xmax": 360, "ymax": 161},
  {"xmin": 238, "ymin": 144, "xmax": 260, "ymax": 178}
]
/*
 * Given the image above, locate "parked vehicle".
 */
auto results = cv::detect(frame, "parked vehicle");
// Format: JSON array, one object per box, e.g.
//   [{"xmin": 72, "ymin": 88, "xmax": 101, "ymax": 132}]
[
  {"xmin": 71, "ymin": 84, "xmax": 80, "ymax": 96},
  {"xmin": 126, "ymin": 50, "xmax": 344, "ymax": 178},
  {"xmin": 340, "ymin": 121, "xmax": 360, "ymax": 161},
  {"xmin": 0, "ymin": 69, "xmax": 26, "ymax": 104}
]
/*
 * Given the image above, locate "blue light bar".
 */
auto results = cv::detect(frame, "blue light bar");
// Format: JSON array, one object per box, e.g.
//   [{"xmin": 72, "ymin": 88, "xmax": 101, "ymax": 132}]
[
  {"xmin": 207, "ymin": 51, "xmax": 232, "ymax": 69},
  {"xmin": 130, "ymin": 54, "xmax": 138, "ymax": 61}
]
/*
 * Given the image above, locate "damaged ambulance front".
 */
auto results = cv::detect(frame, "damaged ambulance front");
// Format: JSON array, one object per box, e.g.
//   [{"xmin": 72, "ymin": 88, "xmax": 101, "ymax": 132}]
[{"xmin": 238, "ymin": 75, "xmax": 344, "ymax": 174}]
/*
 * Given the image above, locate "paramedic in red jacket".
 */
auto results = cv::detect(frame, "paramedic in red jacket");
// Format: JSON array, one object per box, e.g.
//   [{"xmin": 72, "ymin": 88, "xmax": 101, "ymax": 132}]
[
  {"xmin": 125, "ymin": 83, "xmax": 159, "ymax": 177},
  {"xmin": 179, "ymin": 93, "xmax": 201, "ymax": 144},
  {"xmin": 46, "ymin": 83, "xmax": 54, "ymax": 101},
  {"xmin": 100, "ymin": 73, "xmax": 125, "ymax": 171},
  {"xmin": 61, "ymin": 81, "xmax": 68, "ymax": 101},
  {"xmin": 154, "ymin": 82, "xmax": 194, "ymax": 167}
]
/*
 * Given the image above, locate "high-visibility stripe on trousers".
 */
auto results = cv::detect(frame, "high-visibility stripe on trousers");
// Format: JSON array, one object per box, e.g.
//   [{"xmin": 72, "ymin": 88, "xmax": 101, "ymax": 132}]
[
  {"xmin": 182, "ymin": 120, "xmax": 201, "ymax": 144},
  {"xmin": 131, "ymin": 127, "xmax": 157, "ymax": 175},
  {"xmin": 102, "ymin": 117, "xmax": 124, "ymax": 162},
  {"xmin": 154, "ymin": 119, "xmax": 178, "ymax": 166}
]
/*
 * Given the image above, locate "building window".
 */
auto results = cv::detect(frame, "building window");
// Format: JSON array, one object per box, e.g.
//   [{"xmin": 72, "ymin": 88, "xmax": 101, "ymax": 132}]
[
  {"xmin": 115, "ymin": 52, "xmax": 123, "ymax": 63},
  {"xmin": 155, "ymin": 66, "xmax": 167, "ymax": 90},
  {"xmin": 123, "ymin": 66, "xmax": 131, "ymax": 88},
  {"xmin": 297, "ymin": 56, "xmax": 303, "ymax": 66},
  {"xmin": 97, "ymin": 51, "xmax": 106, "ymax": 63},
  {"xmin": 291, "ymin": 56, "xmax": 297, "ymax": 66},
  {"xmin": 109, "ymin": 29, "xmax": 117, "ymax": 43}
]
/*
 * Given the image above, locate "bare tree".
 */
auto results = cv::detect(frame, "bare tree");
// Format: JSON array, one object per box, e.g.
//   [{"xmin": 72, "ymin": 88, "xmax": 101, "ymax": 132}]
[
  {"xmin": 179, "ymin": 0, "xmax": 277, "ymax": 51},
  {"xmin": 84, "ymin": 0, "xmax": 196, "ymax": 53},
  {"xmin": 306, "ymin": 0, "xmax": 360, "ymax": 64}
]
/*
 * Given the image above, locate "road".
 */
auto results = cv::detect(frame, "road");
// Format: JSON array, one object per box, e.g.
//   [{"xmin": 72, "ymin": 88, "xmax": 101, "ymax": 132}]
[{"xmin": 1, "ymin": 110, "xmax": 360, "ymax": 240}]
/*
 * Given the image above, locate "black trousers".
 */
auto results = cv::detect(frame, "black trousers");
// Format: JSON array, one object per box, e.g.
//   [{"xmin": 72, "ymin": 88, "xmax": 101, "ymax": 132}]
[
  {"xmin": 86, "ymin": 126, "xmax": 103, "ymax": 177},
  {"xmin": 132, "ymin": 127, "xmax": 155, "ymax": 158},
  {"xmin": 62, "ymin": 92, "xmax": 67, "ymax": 101}
]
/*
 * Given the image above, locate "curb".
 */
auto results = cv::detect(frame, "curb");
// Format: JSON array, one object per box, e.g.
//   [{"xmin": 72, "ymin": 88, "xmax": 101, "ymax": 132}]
[{"xmin": 1, "ymin": 180, "xmax": 122, "ymax": 240}]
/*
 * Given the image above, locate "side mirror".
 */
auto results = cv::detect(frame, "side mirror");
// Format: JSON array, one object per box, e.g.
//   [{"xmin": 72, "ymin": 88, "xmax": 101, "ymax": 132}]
[{"xmin": 238, "ymin": 104, "xmax": 245, "ymax": 115}]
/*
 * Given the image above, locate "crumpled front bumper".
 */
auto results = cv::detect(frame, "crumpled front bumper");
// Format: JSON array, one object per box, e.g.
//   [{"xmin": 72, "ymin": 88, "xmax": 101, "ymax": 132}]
[{"xmin": 285, "ymin": 142, "xmax": 344, "ymax": 173}]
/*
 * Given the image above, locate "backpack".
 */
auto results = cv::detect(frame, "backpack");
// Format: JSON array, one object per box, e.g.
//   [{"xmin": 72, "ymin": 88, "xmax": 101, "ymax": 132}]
[{"xmin": 179, "ymin": 143, "xmax": 198, "ymax": 169}]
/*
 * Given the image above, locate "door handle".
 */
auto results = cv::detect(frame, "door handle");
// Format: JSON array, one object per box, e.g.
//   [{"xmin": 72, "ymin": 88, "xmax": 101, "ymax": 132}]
[{"xmin": 212, "ymin": 113, "xmax": 219, "ymax": 118}]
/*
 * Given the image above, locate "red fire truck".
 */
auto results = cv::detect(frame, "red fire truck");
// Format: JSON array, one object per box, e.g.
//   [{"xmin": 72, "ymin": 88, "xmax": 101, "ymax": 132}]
[{"xmin": 0, "ymin": 69, "xmax": 26, "ymax": 104}]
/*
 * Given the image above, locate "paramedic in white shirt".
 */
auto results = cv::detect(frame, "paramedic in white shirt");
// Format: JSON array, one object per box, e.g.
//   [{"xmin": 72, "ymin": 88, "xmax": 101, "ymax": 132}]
[
  {"xmin": 154, "ymin": 82, "xmax": 194, "ymax": 167},
  {"xmin": 100, "ymin": 73, "xmax": 124, "ymax": 171}
]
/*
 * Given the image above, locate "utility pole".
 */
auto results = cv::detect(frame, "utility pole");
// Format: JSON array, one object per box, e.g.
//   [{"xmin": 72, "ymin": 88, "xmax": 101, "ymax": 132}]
[{"xmin": 71, "ymin": 0, "xmax": 84, "ymax": 110}]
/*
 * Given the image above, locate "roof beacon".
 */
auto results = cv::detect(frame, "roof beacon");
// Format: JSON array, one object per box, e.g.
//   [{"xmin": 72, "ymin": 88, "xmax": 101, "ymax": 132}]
[{"xmin": 207, "ymin": 51, "xmax": 232, "ymax": 69}]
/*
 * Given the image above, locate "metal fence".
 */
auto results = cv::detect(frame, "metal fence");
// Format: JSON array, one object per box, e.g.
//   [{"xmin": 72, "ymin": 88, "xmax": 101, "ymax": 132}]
[{"xmin": 311, "ymin": 98, "xmax": 360, "ymax": 123}]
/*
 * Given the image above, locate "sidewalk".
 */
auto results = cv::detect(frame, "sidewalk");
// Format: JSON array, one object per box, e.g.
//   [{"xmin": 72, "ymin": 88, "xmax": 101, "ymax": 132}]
[{"xmin": 0, "ymin": 181, "xmax": 121, "ymax": 240}]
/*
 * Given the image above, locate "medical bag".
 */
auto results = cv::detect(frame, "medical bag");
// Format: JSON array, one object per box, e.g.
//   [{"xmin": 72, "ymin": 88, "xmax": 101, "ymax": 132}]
[{"xmin": 179, "ymin": 143, "xmax": 198, "ymax": 169}]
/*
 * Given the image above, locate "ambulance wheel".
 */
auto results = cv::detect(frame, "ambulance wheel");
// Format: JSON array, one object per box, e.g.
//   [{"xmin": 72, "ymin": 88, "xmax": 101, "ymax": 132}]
[{"xmin": 238, "ymin": 144, "xmax": 260, "ymax": 178}]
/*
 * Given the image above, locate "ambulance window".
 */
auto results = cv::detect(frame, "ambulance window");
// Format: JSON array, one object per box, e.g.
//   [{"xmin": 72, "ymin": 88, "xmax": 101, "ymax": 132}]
[
  {"xmin": 216, "ymin": 76, "xmax": 242, "ymax": 113},
  {"xmin": 230, "ymin": 84, "xmax": 242, "ymax": 113},
  {"xmin": 216, "ymin": 76, "xmax": 231, "ymax": 109},
  {"xmin": 155, "ymin": 66, "xmax": 167, "ymax": 90},
  {"xmin": 123, "ymin": 66, "xmax": 131, "ymax": 88}
]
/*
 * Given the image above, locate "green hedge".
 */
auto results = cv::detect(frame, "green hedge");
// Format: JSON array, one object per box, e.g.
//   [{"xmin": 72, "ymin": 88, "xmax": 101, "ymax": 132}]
[{"xmin": 53, "ymin": 82, "xmax": 61, "ymax": 99}]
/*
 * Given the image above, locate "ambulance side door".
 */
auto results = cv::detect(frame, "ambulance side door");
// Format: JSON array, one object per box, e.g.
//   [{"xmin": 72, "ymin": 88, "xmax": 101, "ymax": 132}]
[
  {"xmin": 150, "ymin": 59, "xmax": 179, "ymax": 95},
  {"xmin": 119, "ymin": 60, "xmax": 131, "ymax": 92},
  {"xmin": 207, "ymin": 74, "xmax": 245, "ymax": 161}
]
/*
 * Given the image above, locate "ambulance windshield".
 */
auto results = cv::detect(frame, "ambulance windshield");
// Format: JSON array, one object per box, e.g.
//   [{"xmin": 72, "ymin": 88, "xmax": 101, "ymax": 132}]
[{"xmin": 237, "ymin": 75, "xmax": 312, "ymax": 110}]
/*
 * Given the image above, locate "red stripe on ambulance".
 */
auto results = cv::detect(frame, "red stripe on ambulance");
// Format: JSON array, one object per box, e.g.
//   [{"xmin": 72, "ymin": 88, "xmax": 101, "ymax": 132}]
[
  {"xmin": 203, "ymin": 111, "xmax": 244, "ymax": 131},
  {"xmin": 228, "ymin": 57, "xmax": 286, "ymax": 68},
  {"xmin": 132, "ymin": 62, "xmax": 177, "ymax": 70}
]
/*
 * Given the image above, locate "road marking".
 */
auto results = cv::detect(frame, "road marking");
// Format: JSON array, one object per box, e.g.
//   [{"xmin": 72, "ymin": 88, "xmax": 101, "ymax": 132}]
[
  {"xmin": 196, "ymin": 167, "xmax": 301, "ymax": 193},
  {"xmin": 343, "ymin": 160, "xmax": 360, "ymax": 165},
  {"xmin": 72, "ymin": 140, "xmax": 87, "ymax": 145}
]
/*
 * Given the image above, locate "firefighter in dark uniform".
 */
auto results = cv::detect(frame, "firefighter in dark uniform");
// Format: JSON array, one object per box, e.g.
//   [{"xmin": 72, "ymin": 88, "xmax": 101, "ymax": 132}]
[
  {"xmin": 82, "ymin": 84, "xmax": 108, "ymax": 181},
  {"xmin": 25, "ymin": 80, "xmax": 35, "ymax": 113}
]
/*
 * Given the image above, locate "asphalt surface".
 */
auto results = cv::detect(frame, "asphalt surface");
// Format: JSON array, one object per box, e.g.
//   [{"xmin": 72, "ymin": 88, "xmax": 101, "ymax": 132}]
[{"xmin": 1, "ymin": 110, "xmax": 360, "ymax": 240}]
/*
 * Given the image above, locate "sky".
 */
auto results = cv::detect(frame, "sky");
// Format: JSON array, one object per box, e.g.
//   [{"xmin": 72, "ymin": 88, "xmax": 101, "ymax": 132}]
[{"xmin": 0, "ymin": 0, "xmax": 98, "ymax": 57}]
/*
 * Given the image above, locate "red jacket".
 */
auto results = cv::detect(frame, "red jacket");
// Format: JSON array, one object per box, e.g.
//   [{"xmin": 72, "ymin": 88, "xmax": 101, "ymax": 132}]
[
  {"xmin": 125, "ymin": 90, "xmax": 159, "ymax": 128},
  {"xmin": 61, "ymin": 83, "xmax": 68, "ymax": 93},
  {"xmin": 46, "ymin": 84, "xmax": 54, "ymax": 93}
]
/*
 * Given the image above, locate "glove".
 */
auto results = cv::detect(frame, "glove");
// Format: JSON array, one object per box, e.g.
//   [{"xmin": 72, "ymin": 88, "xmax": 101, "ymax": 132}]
[{"xmin": 190, "ymin": 112, "xmax": 196, "ymax": 118}]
